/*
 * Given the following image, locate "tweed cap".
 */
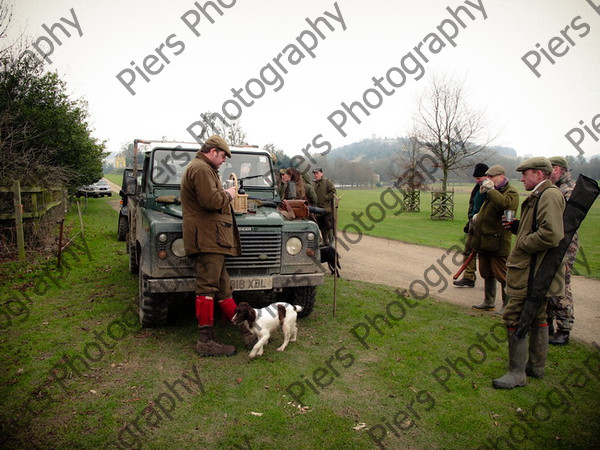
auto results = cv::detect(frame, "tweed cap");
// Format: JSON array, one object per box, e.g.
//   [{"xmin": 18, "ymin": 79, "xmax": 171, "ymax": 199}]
[
  {"xmin": 485, "ymin": 165, "xmax": 506, "ymax": 176},
  {"xmin": 204, "ymin": 135, "xmax": 231, "ymax": 157},
  {"xmin": 312, "ymin": 167, "xmax": 323, "ymax": 173},
  {"xmin": 472, "ymin": 163, "xmax": 489, "ymax": 177},
  {"xmin": 516, "ymin": 157, "xmax": 552, "ymax": 173},
  {"xmin": 549, "ymin": 156, "xmax": 568, "ymax": 170}
]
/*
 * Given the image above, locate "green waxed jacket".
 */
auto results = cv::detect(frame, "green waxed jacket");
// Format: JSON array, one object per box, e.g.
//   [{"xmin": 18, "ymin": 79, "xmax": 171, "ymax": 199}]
[
  {"xmin": 471, "ymin": 180, "xmax": 519, "ymax": 257},
  {"xmin": 506, "ymin": 179, "xmax": 565, "ymax": 299},
  {"xmin": 313, "ymin": 177, "xmax": 336, "ymax": 212}
]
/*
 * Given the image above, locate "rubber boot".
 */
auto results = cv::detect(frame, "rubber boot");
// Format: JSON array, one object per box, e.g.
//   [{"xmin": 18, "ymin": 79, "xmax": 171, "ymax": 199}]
[
  {"xmin": 493, "ymin": 282, "xmax": 510, "ymax": 316},
  {"xmin": 196, "ymin": 326, "xmax": 236, "ymax": 357},
  {"xmin": 493, "ymin": 329, "xmax": 528, "ymax": 389},
  {"xmin": 549, "ymin": 330, "xmax": 570, "ymax": 345},
  {"xmin": 472, "ymin": 278, "xmax": 496, "ymax": 310},
  {"xmin": 195, "ymin": 295, "xmax": 235, "ymax": 357},
  {"xmin": 526, "ymin": 325, "xmax": 549, "ymax": 378}
]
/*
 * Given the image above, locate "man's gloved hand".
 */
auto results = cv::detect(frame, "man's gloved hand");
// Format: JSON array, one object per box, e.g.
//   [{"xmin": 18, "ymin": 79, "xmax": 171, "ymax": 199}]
[{"xmin": 480, "ymin": 179, "xmax": 494, "ymax": 194}]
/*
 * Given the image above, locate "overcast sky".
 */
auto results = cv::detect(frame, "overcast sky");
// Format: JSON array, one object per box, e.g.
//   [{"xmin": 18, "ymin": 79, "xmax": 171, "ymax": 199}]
[{"xmin": 10, "ymin": 0, "xmax": 600, "ymax": 161}]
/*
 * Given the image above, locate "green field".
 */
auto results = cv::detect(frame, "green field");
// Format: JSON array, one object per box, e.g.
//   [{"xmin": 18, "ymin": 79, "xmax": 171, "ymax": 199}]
[
  {"xmin": 1, "ymin": 194, "xmax": 599, "ymax": 448},
  {"xmin": 335, "ymin": 184, "xmax": 600, "ymax": 279}
]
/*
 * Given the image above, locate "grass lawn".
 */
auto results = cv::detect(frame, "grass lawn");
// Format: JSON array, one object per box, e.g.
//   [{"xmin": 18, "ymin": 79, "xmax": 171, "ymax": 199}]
[
  {"xmin": 335, "ymin": 182, "xmax": 600, "ymax": 279},
  {"xmin": 103, "ymin": 173, "xmax": 122, "ymax": 186},
  {"xmin": 1, "ymin": 195, "xmax": 599, "ymax": 448}
]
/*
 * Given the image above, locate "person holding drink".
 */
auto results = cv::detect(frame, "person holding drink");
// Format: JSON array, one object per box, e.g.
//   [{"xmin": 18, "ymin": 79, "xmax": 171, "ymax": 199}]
[{"xmin": 470, "ymin": 165, "xmax": 519, "ymax": 314}]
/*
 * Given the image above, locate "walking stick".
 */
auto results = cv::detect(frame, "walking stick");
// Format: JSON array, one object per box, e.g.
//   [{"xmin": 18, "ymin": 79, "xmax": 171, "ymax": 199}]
[
  {"xmin": 453, "ymin": 250, "xmax": 476, "ymax": 280},
  {"xmin": 332, "ymin": 194, "xmax": 341, "ymax": 316}
]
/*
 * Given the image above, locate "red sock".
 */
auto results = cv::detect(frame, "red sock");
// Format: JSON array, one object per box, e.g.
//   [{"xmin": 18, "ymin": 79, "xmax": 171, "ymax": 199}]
[
  {"xmin": 195, "ymin": 296, "xmax": 214, "ymax": 327},
  {"xmin": 218, "ymin": 297, "xmax": 237, "ymax": 321}
]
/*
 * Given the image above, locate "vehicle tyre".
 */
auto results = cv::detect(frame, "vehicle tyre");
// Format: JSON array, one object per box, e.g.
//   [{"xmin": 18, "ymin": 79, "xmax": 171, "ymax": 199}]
[
  {"xmin": 283, "ymin": 286, "xmax": 316, "ymax": 318},
  {"xmin": 118, "ymin": 215, "xmax": 128, "ymax": 241},
  {"xmin": 128, "ymin": 239, "xmax": 139, "ymax": 274},
  {"xmin": 138, "ymin": 256, "xmax": 168, "ymax": 327}
]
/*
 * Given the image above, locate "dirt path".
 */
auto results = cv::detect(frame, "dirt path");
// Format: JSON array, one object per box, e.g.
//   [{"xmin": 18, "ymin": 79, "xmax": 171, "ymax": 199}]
[{"xmin": 337, "ymin": 233, "xmax": 599, "ymax": 346}]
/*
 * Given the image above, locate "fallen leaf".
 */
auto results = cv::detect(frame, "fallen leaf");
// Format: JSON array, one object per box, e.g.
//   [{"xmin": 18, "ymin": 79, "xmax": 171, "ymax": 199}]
[
  {"xmin": 250, "ymin": 411, "xmax": 262, "ymax": 416},
  {"xmin": 90, "ymin": 390, "xmax": 97, "ymax": 394},
  {"xmin": 353, "ymin": 423, "xmax": 367, "ymax": 431},
  {"xmin": 236, "ymin": 378, "xmax": 243, "ymax": 384}
]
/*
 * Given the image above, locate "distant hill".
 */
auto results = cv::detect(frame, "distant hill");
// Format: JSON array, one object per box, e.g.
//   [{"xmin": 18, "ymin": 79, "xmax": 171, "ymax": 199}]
[{"xmin": 328, "ymin": 138, "xmax": 517, "ymax": 162}]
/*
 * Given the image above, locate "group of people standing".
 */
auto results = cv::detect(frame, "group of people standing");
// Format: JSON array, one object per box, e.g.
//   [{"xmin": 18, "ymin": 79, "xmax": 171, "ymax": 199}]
[
  {"xmin": 279, "ymin": 166, "xmax": 337, "ymax": 246},
  {"xmin": 454, "ymin": 156, "xmax": 579, "ymax": 389}
]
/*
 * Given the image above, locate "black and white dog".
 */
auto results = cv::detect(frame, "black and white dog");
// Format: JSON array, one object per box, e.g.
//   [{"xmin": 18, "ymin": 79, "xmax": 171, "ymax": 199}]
[
  {"xmin": 231, "ymin": 302, "xmax": 302, "ymax": 358},
  {"xmin": 320, "ymin": 245, "xmax": 341, "ymax": 277}
]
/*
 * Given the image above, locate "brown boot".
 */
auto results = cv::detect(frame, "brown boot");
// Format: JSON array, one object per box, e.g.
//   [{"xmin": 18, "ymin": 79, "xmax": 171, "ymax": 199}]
[
  {"xmin": 238, "ymin": 323, "xmax": 258, "ymax": 350},
  {"xmin": 196, "ymin": 326, "xmax": 236, "ymax": 357}
]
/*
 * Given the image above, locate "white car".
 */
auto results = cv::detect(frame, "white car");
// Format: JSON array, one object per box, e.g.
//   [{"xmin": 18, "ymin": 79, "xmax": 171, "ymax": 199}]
[{"xmin": 76, "ymin": 179, "xmax": 112, "ymax": 198}]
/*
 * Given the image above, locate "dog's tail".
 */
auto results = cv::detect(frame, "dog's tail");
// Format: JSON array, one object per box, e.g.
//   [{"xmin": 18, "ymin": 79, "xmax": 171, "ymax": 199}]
[{"xmin": 293, "ymin": 305, "xmax": 304, "ymax": 312}]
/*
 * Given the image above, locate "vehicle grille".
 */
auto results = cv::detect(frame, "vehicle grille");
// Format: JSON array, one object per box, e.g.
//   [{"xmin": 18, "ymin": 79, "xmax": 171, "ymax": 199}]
[{"xmin": 226, "ymin": 231, "xmax": 281, "ymax": 270}]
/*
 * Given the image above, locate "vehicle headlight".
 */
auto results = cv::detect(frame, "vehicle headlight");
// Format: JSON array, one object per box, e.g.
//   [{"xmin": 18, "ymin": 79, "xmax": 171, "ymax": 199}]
[
  {"xmin": 171, "ymin": 238, "xmax": 186, "ymax": 257},
  {"xmin": 158, "ymin": 233, "xmax": 168, "ymax": 243},
  {"xmin": 307, "ymin": 232, "xmax": 315, "ymax": 242},
  {"xmin": 285, "ymin": 237, "xmax": 302, "ymax": 256}
]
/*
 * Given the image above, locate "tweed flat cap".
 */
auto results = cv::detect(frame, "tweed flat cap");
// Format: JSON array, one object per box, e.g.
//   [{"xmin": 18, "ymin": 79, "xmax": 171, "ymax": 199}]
[
  {"xmin": 516, "ymin": 157, "xmax": 552, "ymax": 173},
  {"xmin": 549, "ymin": 156, "xmax": 568, "ymax": 170},
  {"xmin": 486, "ymin": 165, "xmax": 506, "ymax": 176},
  {"xmin": 204, "ymin": 135, "xmax": 231, "ymax": 157}
]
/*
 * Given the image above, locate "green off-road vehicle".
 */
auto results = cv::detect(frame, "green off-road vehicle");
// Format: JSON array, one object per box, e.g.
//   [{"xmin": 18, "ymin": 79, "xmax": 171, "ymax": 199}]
[{"xmin": 126, "ymin": 140, "xmax": 324, "ymax": 327}]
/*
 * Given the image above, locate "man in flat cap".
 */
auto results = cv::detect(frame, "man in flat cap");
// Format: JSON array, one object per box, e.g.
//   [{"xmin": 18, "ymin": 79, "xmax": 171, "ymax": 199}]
[
  {"xmin": 181, "ymin": 135, "xmax": 251, "ymax": 356},
  {"xmin": 493, "ymin": 157, "xmax": 565, "ymax": 389},
  {"xmin": 453, "ymin": 163, "xmax": 489, "ymax": 288},
  {"xmin": 470, "ymin": 165, "xmax": 519, "ymax": 314},
  {"xmin": 546, "ymin": 156, "xmax": 578, "ymax": 345},
  {"xmin": 312, "ymin": 167, "xmax": 337, "ymax": 245}
]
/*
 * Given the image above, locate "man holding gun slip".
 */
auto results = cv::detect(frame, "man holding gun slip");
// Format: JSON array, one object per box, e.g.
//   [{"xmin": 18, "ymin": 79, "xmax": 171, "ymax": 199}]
[{"xmin": 493, "ymin": 157, "xmax": 565, "ymax": 389}]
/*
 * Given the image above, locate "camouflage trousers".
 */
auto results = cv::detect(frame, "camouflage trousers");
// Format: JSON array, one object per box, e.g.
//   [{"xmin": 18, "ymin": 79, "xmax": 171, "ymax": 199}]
[{"xmin": 546, "ymin": 234, "xmax": 579, "ymax": 332}]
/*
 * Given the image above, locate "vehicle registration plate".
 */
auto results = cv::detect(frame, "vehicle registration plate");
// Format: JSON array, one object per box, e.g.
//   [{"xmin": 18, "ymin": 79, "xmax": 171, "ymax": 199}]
[{"xmin": 230, "ymin": 277, "xmax": 273, "ymax": 291}]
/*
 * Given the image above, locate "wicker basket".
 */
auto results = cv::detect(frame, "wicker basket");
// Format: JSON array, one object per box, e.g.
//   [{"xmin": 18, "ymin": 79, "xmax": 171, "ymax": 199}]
[{"xmin": 228, "ymin": 173, "xmax": 248, "ymax": 214}]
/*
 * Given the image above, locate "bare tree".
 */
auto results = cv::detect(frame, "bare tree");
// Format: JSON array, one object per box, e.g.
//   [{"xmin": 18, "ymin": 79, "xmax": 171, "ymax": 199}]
[
  {"xmin": 411, "ymin": 75, "xmax": 493, "ymax": 191},
  {"xmin": 199, "ymin": 111, "xmax": 247, "ymax": 146}
]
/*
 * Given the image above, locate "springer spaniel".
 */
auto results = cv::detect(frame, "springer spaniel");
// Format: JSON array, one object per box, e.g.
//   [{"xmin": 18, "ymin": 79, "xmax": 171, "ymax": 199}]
[{"xmin": 231, "ymin": 302, "xmax": 302, "ymax": 358}]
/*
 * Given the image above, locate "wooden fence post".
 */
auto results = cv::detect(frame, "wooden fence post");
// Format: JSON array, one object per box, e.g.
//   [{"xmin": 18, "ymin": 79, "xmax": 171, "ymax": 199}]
[{"xmin": 13, "ymin": 180, "xmax": 25, "ymax": 261}]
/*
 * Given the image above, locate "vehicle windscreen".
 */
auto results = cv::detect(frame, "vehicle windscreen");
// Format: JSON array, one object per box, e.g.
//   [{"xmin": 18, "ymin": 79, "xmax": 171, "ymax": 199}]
[{"xmin": 151, "ymin": 149, "xmax": 274, "ymax": 189}]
